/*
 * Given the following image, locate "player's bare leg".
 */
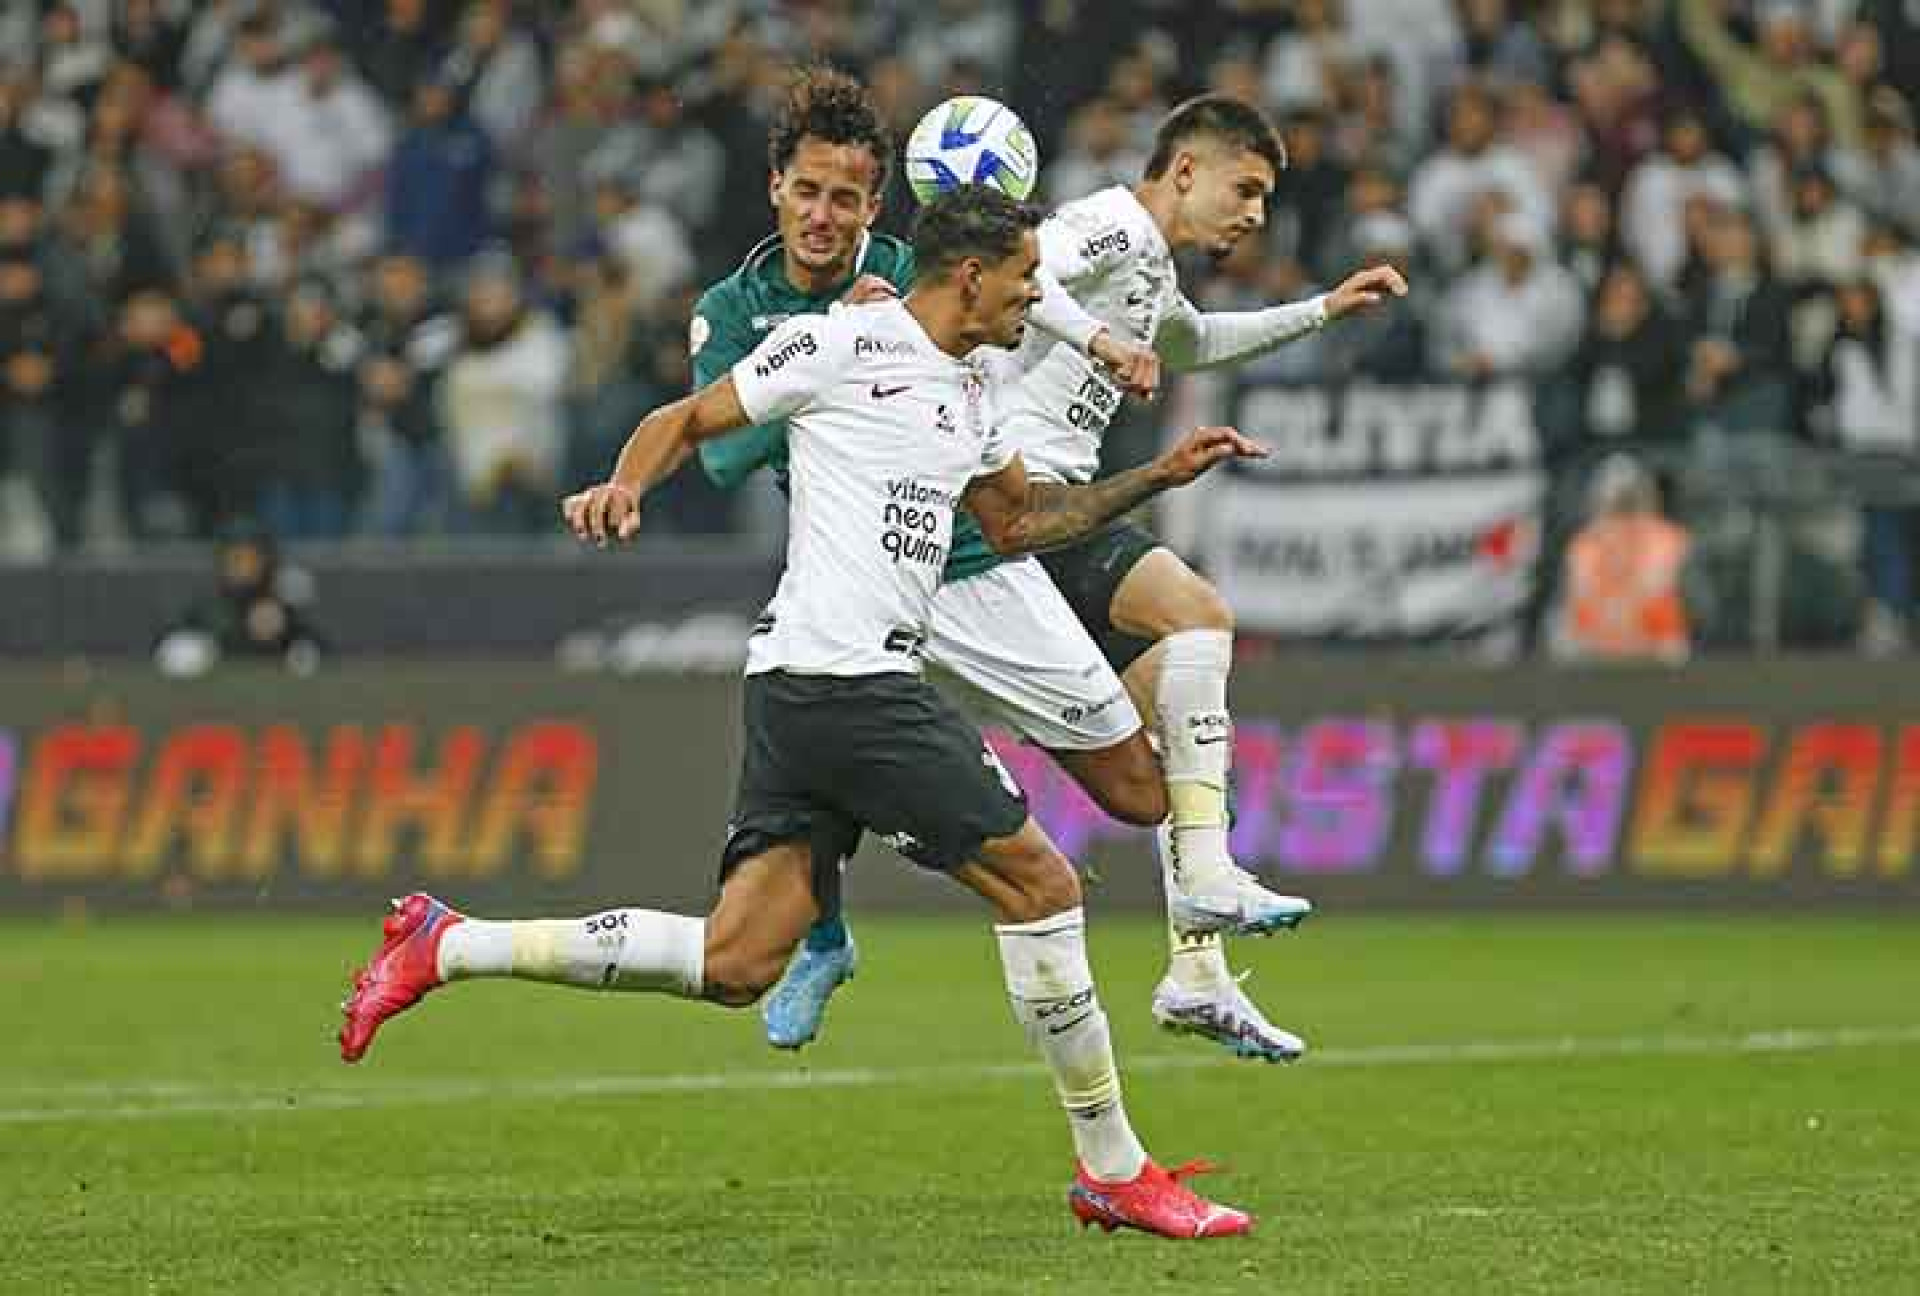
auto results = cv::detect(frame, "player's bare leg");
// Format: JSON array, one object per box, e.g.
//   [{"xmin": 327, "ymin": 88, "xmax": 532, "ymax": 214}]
[
  {"xmin": 338, "ymin": 845, "xmax": 817, "ymax": 1061},
  {"xmin": 1114, "ymin": 554, "xmax": 1309, "ymax": 1063},
  {"xmin": 1047, "ymin": 732, "xmax": 1168, "ymax": 830},
  {"xmin": 955, "ymin": 817, "xmax": 1251, "ymax": 1239},
  {"xmin": 763, "ymin": 857, "xmax": 857, "ymax": 1049}
]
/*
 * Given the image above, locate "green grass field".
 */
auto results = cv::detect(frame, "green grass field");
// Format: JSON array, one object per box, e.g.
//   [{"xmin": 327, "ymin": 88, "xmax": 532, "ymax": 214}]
[{"xmin": 2, "ymin": 912, "xmax": 1916, "ymax": 1295}]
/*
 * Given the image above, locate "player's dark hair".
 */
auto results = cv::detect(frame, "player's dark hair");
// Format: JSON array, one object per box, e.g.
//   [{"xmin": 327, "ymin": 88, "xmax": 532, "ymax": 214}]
[
  {"xmin": 1144, "ymin": 94, "xmax": 1287, "ymax": 180},
  {"xmin": 768, "ymin": 64, "xmax": 893, "ymax": 193},
  {"xmin": 910, "ymin": 185, "xmax": 1044, "ymax": 279}
]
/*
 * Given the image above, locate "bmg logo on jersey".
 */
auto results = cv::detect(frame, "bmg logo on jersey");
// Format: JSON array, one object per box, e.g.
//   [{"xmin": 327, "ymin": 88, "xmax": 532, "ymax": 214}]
[
  {"xmin": 752, "ymin": 330, "xmax": 818, "ymax": 377},
  {"xmin": 882, "ymin": 478, "xmax": 955, "ymax": 569},
  {"xmin": 1080, "ymin": 228, "xmax": 1130, "ymax": 260}
]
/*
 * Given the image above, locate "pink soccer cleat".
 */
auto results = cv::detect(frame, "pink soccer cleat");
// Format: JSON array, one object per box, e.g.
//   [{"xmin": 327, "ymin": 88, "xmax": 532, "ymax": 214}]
[
  {"xmin": 338, "ymin": 893, "xmax": 462, "ymax": 1063},
  {"xmin": 1068, "ymin": 1159, "xmax": 1253, "ymax": 1239}
]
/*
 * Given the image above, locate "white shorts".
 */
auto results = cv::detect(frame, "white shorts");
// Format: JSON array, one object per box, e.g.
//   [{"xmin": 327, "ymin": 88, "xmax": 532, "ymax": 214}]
[{"xmin": 924, "ymin": 557, "xmax": 1141, "ymax": 752}]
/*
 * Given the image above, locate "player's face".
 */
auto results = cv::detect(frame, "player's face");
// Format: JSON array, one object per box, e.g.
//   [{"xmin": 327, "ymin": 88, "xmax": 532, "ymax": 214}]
[
  {"xmin": 970, "ymin": 232, "xmax": 1043, "ymax": 349},
  {"xmin": 771, "ymin": 137, "xmax": 883, "ymax": 279},
  {"xmin": 1180, "ymin": 146, "xmax": 1276, "ymax": 260}
]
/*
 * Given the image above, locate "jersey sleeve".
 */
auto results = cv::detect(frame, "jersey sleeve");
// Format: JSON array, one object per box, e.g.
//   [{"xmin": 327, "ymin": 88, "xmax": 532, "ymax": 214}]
[
  {"xmin": 1154, "ymin": 289, "xmax": 1330, "ymax": 372},
  {"xmin": 1028, "ymin": 264, "xmax": 1104, "ymax": 352},
  {"xmin": 1038, "ymin": 201, "xmax": 1132, "ymax": 287},
  {"xmin": 731, "ymin": 315, "xmax": 844, "ymax": 427},
  {"xmin": 977, "ymin": 427, "xmax": 1016, "ymax": 478},
  {"xmin": 976, "ymin": 380, "xmax": 1015, "ymax": 476},
  {"xmin": 1036, "ymin": 215, "xmax": 1102, "ymax": 287},
  {"xmin": 690, "ymin": 284, "xmax": 783, "ymax": 489}
]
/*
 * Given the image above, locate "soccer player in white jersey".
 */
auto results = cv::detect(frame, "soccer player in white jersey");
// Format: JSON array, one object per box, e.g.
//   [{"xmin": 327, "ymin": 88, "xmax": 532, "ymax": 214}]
[
  {"xmin": 338, "ymin": 186, "xmax": 1268, "ymax": 1238},
  {"xmin": 785, "ymin": 94, "xmax": 1408, "ymax": 1056},
  {"xmin": 987, "ymin": 95, "xmax": 1407, "ymax": 1045},
  {"xmin": 688, "ymin": 68, "xmax": 1313, "ymax": 1063}
]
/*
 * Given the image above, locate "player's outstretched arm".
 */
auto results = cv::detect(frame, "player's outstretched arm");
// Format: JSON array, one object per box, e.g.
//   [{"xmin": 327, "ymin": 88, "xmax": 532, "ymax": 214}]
[
  {"xmin": 561, "ymin": 379, "xmax": 752, "ymax": 545},
  {"xmin": 1324, "ymin": 264, "xmax": 1410, "ymax": 320},
  {"xmin": 1155, "ymin": 265, "xmax": 1409, "ymax": 374},
  {"xmin": 963, "ymin": 426, "xmax": 1266, "ymax": 556}
]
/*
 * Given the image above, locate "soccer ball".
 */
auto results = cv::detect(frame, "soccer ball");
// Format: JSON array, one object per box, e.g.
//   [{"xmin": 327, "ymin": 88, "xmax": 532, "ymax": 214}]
[{"xmin": 904, "ymin": 95, "xmax": 1041, "ymax": 204}]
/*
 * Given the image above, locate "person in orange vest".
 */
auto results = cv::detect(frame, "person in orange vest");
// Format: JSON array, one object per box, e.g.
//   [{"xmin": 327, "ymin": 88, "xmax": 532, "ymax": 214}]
[{"xmin": 1551, "ymin": 453, "xmax": 1694, "ymax": 662}]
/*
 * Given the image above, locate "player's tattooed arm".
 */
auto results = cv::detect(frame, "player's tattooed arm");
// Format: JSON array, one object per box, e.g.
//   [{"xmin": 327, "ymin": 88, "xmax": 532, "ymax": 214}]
[
  {"xmin": 562, "ymin": 380, "xmax": 752, "ymax": 545},
  {"xmin": 964, "ymin": 425, "xmax": 1267, "ymax": 555}
]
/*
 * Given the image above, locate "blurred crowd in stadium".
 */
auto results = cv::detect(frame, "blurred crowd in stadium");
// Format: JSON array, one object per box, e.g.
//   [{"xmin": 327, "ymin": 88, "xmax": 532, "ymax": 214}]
[{"xmin": 0, "ymin": 0, "xmax": 1917, "ymax": 650}]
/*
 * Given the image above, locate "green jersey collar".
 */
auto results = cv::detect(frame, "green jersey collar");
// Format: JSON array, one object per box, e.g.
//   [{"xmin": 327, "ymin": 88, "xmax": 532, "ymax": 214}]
[{"xmin": 741, "ymin": 230, "xmax": 875, "ymax": 301}]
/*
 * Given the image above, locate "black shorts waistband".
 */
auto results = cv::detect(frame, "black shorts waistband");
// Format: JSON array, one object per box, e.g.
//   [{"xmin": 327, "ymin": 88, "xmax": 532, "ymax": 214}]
[{"xmin": 749, "ymin": 613, "xmax": 925, "ymax": 657}]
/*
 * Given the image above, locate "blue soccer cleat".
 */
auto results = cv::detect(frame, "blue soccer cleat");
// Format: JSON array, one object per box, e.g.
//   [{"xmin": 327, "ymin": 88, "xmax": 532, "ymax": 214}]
[{"xmin": 762, "ymin": 935, "xmax": 858, "ymax": 1050}]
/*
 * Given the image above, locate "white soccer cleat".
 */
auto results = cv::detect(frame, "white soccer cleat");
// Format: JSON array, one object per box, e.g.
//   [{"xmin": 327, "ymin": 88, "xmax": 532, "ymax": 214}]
[
  {"xmin": 1151, "ymin": 974, "xmax": 1305, "ymax": 1064},
  {"xmin": 1168, "ymin": 864, "xmax": 1312, "ymax": 937}
]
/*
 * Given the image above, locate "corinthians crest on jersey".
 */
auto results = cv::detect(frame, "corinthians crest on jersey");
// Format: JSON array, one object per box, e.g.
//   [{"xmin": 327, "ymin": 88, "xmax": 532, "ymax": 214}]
[{"xmin": 730, "ymin": 300, "xmax": 1012, "ymax": 679}]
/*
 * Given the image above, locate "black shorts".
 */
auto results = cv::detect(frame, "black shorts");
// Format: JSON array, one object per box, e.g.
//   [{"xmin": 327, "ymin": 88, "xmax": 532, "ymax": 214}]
[
  {"xmin": 719, "ymin": 670, "xmax": 1029, "ymax": 899},
  {"xmin": 1036, "ymin": 519, "xmax": 1163, "ymax": 672}
]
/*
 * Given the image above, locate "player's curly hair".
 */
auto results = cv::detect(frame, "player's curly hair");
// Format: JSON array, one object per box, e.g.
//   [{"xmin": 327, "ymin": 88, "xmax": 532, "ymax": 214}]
[
  {"xmin": 910, "ymin": 185, "xmax": 1044, "ymax": 279},
  {"xmin": 1144, "ymin": 94, "xmax": 1287, "ymax": 180},
  {"xmin": 768, "ymin": 65, "xmax": 893, "ymax": 194}
]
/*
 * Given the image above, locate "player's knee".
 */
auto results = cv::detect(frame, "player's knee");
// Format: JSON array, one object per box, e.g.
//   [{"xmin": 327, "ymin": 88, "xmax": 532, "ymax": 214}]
[
  {"xmin": 1100, "ymin": 766, "xmax": 1168, "ymax": 827},
  {"xmin": 1005, "ymin": 850, "xmax": 1082, "ymax": 922},
  {"xmin": 1185, "ymin": 584, "xmax": 1233, "ymax": 633}
]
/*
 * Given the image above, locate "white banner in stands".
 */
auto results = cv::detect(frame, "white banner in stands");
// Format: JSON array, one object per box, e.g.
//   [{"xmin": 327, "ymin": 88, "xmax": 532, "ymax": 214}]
[{"xmin": 1204, "ymin": 382, "xmax": 1545, "ymax": 637}]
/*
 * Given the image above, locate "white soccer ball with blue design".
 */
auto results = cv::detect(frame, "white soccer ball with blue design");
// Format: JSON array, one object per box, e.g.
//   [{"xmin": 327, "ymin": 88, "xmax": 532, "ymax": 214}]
[{"xmin": 904, "ymin": 95, "xmax": 1041, "ymax": 204}]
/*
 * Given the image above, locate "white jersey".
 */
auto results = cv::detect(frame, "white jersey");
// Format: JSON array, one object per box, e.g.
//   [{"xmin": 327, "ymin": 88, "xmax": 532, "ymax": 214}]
[
  {"xmin": 992, "ymin": 185, "xmax": 1183, "ymax": 484},
  {"xmin": 731, "ymin": 300, "xmax": 1013, "ymax": 678}
]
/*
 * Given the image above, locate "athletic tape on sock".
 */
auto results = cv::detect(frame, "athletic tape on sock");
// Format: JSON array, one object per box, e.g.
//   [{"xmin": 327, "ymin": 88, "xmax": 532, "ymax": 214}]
[{"xmin": 1156, "ymin": 825, "xmax": 1234, "ymax": 991}]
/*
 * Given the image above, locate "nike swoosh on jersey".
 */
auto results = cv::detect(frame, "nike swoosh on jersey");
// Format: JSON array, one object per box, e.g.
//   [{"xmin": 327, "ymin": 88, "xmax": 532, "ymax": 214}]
[{"xmin": 871, "ymin": 383, "xmax": 911, "ymax": 399}]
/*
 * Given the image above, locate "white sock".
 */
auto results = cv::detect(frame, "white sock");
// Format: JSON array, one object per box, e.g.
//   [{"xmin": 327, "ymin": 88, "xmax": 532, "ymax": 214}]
[
  {"xmin": 1156, "ymin": 629, "xmax": 1235, "ymax": 885},
  {"xmin": 1156, "ymin": 823, "xmax": 1234, "ymax": 992},
  {"xmin": 994, "ymin": 907, "xmax": 1148, "ymax": 1182},
  {"xmin": 437, "ymin": 909, "xmax": 704, "ymax": 998}
]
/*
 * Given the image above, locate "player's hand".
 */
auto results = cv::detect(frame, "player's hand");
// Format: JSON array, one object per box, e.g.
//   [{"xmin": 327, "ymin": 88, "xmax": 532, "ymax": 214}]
[
  {"xmin": 1154, "ymin": 425, "xmax": 1268, "ymax": 486},
  {"xmin": 842, "ymin": 274, "xmax": 899, "ymax": 305},
  {"xmin": 1089, "ymin": 328, "xmax": 1161, "ymax": 400},
  {"xmin": 1326, "ymin": 264, "xmax": 1409, "ymax": 319},
  {"xmin": 561, "ymin": 481, "xmax": 642, "ymax": 546}
]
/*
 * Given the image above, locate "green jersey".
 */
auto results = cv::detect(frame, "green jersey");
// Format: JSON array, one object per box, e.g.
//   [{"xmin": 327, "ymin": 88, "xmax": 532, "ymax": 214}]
[{"xmin": 690, "ymin": 231, "xmax": 1004, "ymax": 582}]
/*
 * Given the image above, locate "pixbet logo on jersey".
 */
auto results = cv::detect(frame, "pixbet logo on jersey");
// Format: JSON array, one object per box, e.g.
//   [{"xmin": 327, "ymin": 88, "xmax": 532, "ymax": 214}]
[
  {"xmin": 882, "ymin": 477, "xmax": 955, "ymax": 568},
  {"xmin": 855, "ymin": 335, "xmax": 916, "ymax": 359}
]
